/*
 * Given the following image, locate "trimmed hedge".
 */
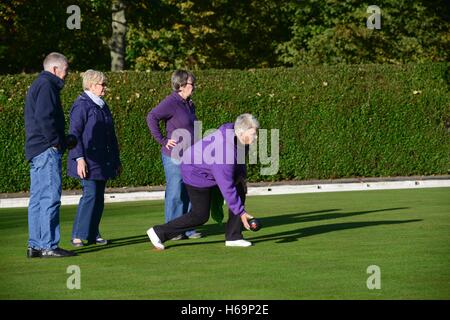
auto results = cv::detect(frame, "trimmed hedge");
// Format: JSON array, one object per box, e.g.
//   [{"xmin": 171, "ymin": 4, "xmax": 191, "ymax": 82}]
[{"xmin": 0, "ymin": 64, "xmax": 449, "ymax": 193}]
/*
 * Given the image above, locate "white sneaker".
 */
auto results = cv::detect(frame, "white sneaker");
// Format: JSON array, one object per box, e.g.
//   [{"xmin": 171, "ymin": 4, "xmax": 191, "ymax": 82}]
[
  {"xmin": 187, "ymin": 231, "xmax": 202, "ymax": 239},
  {"xmin": 225, "ymin": 239, "xmax": 252, "ymax": 247},
  {"xmin": 147, "ymin": 228, "xmax": 165, "ymax": 250}
]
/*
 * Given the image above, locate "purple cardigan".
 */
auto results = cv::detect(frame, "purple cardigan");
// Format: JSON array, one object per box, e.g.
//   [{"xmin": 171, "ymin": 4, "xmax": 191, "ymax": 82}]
[
  {"xmin": 146, "ymin": 91, "xmax": 197, "ymax": 158},
  {"xmin": 181, "ymin": 123, "xmax": 247, "ymax": 216},
  {"xmin": 67, "ymin": 92, "xmax": 121, "ymax": 180}
]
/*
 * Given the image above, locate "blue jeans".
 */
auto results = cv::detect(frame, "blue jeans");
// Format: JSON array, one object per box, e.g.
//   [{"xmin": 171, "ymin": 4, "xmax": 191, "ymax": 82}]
[
  {"xmin": 28, "ymin": 147, "xmax": 62, "ymax": 250},
  {"xmin": 161, "ymin": 153, "xmax": 196, "ymax": 237},
  {"xmin": 71, "ymin": 179, "xmax": 106, "ymax": 242}
]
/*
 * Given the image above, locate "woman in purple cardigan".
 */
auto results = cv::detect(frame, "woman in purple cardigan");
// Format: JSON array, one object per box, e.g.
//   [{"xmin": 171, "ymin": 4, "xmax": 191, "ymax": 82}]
[
  {"xmin": 147, "ymin": 114, "xmax": 259, "ymax": 250},
  {"xmin": 67, "ymin": 70, "xmax": 121, "ymax": 247},
  {"xmin": 146, "ymin": 70, "xmax": 201, "ymax": 240}
]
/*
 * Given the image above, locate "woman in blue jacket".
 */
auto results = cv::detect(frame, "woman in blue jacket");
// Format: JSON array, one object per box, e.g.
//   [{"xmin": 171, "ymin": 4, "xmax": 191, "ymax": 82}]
[{"xmin": 67, "ymin": 70, "xmax": 121, "ymax": 247}]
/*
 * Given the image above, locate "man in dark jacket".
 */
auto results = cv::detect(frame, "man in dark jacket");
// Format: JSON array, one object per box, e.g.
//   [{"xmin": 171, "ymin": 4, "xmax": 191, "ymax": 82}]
[{"xmin": 24, "ymin": 52, "xmax": 75, "ymax": 258}]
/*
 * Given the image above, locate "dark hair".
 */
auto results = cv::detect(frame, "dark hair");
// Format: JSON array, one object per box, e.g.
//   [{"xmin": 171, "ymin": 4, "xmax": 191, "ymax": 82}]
[{"xmin": 171, "ymin": 70, "xmax": 196, "ymax": 91}]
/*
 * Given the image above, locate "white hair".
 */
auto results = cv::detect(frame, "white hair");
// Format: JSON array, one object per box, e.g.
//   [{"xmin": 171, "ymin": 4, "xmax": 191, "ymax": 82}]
[
  {"xmin": 81, "ymin": 69, "xmax": 107, "ymax": 90},
  {"xmin": 43, "ymin": 52, "xmax": 68, "ymax": 71},
  {"xmin": 234, "ymin": 113, "xmax": 259, "ymax": 135}
]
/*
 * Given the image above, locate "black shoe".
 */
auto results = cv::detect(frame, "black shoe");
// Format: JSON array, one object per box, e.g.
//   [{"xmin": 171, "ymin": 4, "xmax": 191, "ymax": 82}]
[
  {"xmin": 27, "ymin": 247, "xmax": 42, "ymax": 258},
  {"xmin": 41, "ymin": 247, "xmax": 77, "ymax": 258}
]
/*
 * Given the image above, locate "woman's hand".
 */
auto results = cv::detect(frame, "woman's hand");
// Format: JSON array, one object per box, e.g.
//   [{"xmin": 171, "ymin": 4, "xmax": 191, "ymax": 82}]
[
  {"xmin": 240, "ymin": 212, "xmax": 254, "ymax": 230},
  {"xmin": 77, "ymin": 158, "xmax": 88, "ymax": 179},
  {"xmin": 165, "ymin": 139, "xmax": 177, "ymax": 150}
]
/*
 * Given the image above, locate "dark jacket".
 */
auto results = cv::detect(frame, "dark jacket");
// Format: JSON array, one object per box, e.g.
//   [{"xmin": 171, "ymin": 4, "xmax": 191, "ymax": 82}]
[
  {"xmin": 67, "ymin": 92, "xmax": 121, "ymax": 180},
  {"xmin": 24, "ymin": 71, "xmax": 66, "ymax": 161}
]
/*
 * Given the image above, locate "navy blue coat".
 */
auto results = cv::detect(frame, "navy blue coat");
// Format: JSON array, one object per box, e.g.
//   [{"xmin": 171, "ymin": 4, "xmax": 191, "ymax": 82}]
[
  {"xmin": 24, "ymin": 71, "xmax": 66, "ymax": 161},
  {"xmin": 67, "ymin": 92, "xmax": 121, "ymax": 180}
]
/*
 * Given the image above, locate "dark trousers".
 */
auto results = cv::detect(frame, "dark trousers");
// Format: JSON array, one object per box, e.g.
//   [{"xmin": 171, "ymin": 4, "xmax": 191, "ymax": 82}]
[
  {"xmin": 154, "ymin": 182, "xmax": 246, "ymax": 242},
  {"xmin": 71, "ymin": 179, "xmax": 106, "ymax": 242}
]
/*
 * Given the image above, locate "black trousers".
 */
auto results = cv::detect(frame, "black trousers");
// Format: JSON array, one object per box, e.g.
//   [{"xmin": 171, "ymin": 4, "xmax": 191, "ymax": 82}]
[{"xmin": 154, "ymin": 181, "xmax": 246, "ymax": 242}]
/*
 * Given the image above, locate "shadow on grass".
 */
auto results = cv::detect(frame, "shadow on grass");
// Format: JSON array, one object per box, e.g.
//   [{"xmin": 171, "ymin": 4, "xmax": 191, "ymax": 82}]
[
  {"xmin": 195, "ymin": 207, "xmax": 411, "ymax": 238},
  {"xmin": 166, "ymin": 218, "xmax": 421, "ymax": 249},
  {"xmin": 249, "ymin": 219, "xmax": 422, "ymax": 244},
  {"xmin": 74, "ymin": 207, "xmax": 419, "ymax": 253},
  {"xmin": 71, "ymin": 234, "xmax": 150, "ymax": 254}
]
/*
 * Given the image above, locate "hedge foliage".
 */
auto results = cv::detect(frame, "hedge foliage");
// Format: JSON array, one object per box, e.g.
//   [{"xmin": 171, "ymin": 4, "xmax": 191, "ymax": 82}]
[{"xmin": 0, "ymin": 64, "xmax": 449, "ymax": 193}]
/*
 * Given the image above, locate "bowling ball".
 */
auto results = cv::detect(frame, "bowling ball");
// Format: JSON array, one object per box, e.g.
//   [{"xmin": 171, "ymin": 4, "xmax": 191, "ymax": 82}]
[
  {"xmin": 66, "ymin": 134, "xmax": 78, "ymax": 150},
  {"xmin": 248, "ymin": 218, "xmax": 261, "ymax": 232}
]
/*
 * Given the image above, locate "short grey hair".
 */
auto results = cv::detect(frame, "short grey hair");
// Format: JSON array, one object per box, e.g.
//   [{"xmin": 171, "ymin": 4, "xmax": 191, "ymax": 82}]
[
  {"xmin": 234, "ymin": 113, "xmax": 259, "ymax": 135},
  {"xmin": 81, "ymin": 69, "xmax": 107, "ymax": 90},
  {"xmin": 171, "ymin": 70, "xmax": 196, "ymax": 91},
  {"xmin": 43, "ymin": 52, "xmax": 68, "ymax": 71}
]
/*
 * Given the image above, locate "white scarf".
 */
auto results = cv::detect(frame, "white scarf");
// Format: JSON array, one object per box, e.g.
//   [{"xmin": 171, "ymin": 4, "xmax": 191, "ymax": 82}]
[{"xmin": 84, "ymin": 90, "xmax": 105, "ymax": 108}]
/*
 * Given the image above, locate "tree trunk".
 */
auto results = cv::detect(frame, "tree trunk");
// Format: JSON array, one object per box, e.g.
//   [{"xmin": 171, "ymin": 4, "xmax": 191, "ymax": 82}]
[{"xmin": 110, "ymin": 0, "xmax": 127, "ymax": 71}]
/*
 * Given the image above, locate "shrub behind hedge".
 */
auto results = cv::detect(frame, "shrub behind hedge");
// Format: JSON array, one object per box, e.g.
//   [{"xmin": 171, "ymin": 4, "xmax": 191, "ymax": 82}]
[{"xmin": 0, "ymin": 63, "xmax": 448, "ymax": 193}]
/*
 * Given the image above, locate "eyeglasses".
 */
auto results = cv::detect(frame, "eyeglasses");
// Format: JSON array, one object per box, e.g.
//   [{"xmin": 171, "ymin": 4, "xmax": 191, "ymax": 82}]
[{"xmin": 97, "ymin": 83, "xmax": 107, "ymax": 87}]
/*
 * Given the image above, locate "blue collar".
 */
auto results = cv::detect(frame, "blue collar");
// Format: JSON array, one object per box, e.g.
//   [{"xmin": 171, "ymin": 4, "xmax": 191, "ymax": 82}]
[{"xmin": 40, "ymin": 71, "xmax": 65, "ymax": 90}]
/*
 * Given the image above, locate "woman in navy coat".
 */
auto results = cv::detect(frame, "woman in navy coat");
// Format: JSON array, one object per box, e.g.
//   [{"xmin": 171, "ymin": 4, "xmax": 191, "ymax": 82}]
[{"xmin": 67, "ymin": 70, "xmax": 121, "ymax": 247}]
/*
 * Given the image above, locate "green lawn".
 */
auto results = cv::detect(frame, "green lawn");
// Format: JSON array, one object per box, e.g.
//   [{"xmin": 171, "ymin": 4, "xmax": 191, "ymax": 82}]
[{"xmin": 0, "ymin": 188, "xmax": 449, "ymax": 300}]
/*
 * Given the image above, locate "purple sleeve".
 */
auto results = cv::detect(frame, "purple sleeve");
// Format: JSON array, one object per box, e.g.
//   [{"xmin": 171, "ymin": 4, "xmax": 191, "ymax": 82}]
[
  {"xmin": 211, "ymin": 164, "xmax": 245, "ymax": 216},
  {"xmin": 146, "ymin": 97, "xmax": 174, "ymax": 146}
]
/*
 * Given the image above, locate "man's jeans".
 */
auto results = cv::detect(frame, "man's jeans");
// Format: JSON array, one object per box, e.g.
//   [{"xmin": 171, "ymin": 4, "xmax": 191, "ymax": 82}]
[
  {"xmin": 28, "ymin": 147, "xmax": 62, "ymax": 250},
  {"xmin": 161, "ymin": 153, "xmax": 196, "ymax": 237}
]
